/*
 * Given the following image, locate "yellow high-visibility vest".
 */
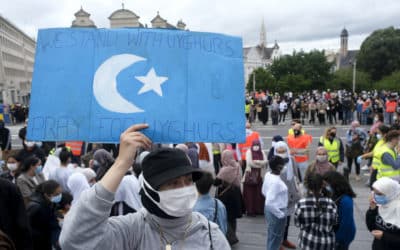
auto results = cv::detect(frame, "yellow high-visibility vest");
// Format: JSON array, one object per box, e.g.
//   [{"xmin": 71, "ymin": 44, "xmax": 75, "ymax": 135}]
[
  {"xmin": 375, "ymin": 144, "xmax": 400, "ymax": 179},
  {"xmin": 320, "ymin": 137, "xmax": 340, "ymax": 163}
]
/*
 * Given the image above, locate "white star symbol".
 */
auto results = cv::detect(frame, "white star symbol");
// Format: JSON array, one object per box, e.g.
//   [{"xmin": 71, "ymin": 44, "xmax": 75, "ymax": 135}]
[{"xmin": 135, "ymin": 68, "xmax": 168, "ymax": 97}]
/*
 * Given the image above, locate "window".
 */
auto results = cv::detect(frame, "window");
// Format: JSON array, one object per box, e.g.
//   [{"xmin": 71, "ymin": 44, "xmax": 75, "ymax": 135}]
[
  {"xmin": 2, "ymin": 52, "xmax": 24, "ymax": 64},
  {"xmin": 4, "ymin": 67, "xmax": 25, "ymax": 77}
]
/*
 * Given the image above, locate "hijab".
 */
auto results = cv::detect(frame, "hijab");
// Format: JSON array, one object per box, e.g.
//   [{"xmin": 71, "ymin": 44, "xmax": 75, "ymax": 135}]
[
  {"xmin": 314, "ymin": 147, "xmax": 333, "ymax": 175},
  {"xmin": 372, "ymin": 177, "xmax": 400, "ymax": 228},
  {"xmin": 67, "ymin": 173, "xmax": 90, "ymax": 205},
  {"xmin": 251, "ymin": 140, "xmax": 263, "ymax": 160},
  {"xmin": 115, "ymin": 175, "xmax": 142, "ymax": 211},
  {"xmin": 79, "ymin": 168, "xmax": 96, "ymax": 182},
  {"xmin": 273, "ymin": 141, "xmax": 294, "ymax": 180},
  {"xmin": 217, "ymin": 150, "xmax": 241, "ymax": 187},
  {"xmin": 198, "ymin": 143, "xmax": 210, "ymax": 161},
  {"xmin": 175, "ymin": 144, "xmax": 189, "ymax": 154},
  {"xmin": 271, "ymin": 135, "xmax": 284, "ymax": 148},
  {"xmin": 94, "ymin": 149, "xmax": 115, "ymax": 181}
]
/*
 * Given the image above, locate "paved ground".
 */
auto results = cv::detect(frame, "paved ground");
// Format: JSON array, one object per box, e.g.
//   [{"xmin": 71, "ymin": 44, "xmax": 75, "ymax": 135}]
[{"xmin": 233, "ymin": 121, "xmax": 374, "ymax": 250}]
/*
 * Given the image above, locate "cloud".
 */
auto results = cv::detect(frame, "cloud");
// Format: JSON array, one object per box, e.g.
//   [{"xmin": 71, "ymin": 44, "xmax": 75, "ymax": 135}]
[{"xmin": 1, "ymin": 0, "xmax": 399, "ymax": 53}]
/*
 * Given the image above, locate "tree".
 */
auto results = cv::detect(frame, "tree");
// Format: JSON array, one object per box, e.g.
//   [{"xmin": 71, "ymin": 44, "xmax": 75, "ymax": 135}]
[
  {"xmin": 328, "ymin": 68, "xmax": 372, "ymax": 91},
  {"xmin": 357, "ymin": 27, "xmax": 400, "ymax": 81},
  {"xmin": 376, "ymin": 71, "xmax": 400, "ymax": 90},
  {"xmin": 246, "ymin": 67, "xmax": 276, "ymax": 92},
  {"xmin": 270, "ymin": 50, "xmax": 332, "ymax": 90}
]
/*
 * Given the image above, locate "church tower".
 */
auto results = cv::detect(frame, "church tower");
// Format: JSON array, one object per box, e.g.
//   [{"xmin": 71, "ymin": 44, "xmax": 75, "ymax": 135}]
[
  {"xmin": 340, "ymin": 28, "xmax": 348, "ymax": 56},
  {"xmin": 260, "ymin": 19, "xmax": 266, "ymax": 48}
]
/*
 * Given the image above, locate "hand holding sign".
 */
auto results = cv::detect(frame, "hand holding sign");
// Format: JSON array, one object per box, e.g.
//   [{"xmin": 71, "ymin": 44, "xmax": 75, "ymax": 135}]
[{"xmin": 28, "ymin": 28, "xmax": 245, "ymax": 143}]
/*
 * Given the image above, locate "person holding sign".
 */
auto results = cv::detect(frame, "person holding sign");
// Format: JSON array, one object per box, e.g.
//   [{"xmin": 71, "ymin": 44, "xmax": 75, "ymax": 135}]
[{"xmin": 60, "ymin": 124, "xmax": 230, "ymax": 250}]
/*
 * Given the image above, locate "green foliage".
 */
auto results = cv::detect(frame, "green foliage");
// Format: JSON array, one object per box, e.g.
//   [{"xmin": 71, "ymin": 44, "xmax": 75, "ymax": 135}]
[
  {"xmin": 375, "ymin": 71, "xmax": 400, "ymax": 90},
  {"xmin": 270, "ymin": 50, "xmax": 333, "ymax": 90},
  {"xmin": 357, "ymin": 27, "xmax": 400, "ymax": 81},
  {"xmin": 328, "ymin": 68, "xmax": 372, "ymax": 91},
  {"xmin": 246, "ymin": 67, "xmax": 276, "ymax": 92}
]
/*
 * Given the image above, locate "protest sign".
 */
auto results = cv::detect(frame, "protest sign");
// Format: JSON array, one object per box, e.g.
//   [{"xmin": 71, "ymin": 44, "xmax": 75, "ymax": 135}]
[{"xmin": 28, "ymin": 28, "xmax": 245, "ymax": 143}]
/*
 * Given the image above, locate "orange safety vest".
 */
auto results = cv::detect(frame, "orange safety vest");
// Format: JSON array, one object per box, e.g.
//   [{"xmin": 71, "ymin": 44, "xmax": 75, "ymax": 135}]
[
  {"xmin": 238, "ymin": 132, "xmax": 260, "ymax": 160},
  {"xmin": 65, "ymin": 141, "xmax": 83, "ymax": 156},
  {"xmin": 386, "ymin": 101, "xmax": 397, "ymax": 113},
  {"xmin": 287, "ymin": 134, "xmax": 312, "ymax": 163}
]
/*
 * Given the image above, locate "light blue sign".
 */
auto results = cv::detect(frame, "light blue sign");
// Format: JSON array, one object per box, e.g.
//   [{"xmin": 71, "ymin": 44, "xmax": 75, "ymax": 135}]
[{"xmin": 28, "ymin": 28, "xmax": 245, "ymax": 143}]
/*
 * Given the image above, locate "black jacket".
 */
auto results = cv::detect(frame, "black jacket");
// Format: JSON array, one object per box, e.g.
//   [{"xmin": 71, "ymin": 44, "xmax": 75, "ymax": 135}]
[
  {"xmin": 16, "ymin": 146, "xmax": 46, "ymax": 165},
  {"xmin": 366, "ymin": 207, "xmax": 400, "ymax": 250},
  {"xmin": 0, "ymin": 179, "xmax": 32, "ymax": 250},
  {"xmin": 26, "ymin": 193, "xmax": 60, "ymax": 250}
]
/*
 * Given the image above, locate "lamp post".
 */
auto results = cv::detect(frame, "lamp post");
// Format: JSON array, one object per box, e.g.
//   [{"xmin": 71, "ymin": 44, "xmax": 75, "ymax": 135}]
[
  {"xmin": 352, "ymin": 59, "xmax": 357, "ymax": 93},
  {"xmin": 253, "ymin": 71, "xmax": 256, "ymax": 93}
]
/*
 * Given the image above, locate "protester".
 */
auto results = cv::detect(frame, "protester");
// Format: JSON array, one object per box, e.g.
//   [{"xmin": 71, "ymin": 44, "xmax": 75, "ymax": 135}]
[
  {"xmin": 238, "ymin": 122, "xmax": 261, "ymax": 172},
  {"xmin": 198, "ymin": 142, "xmax": 214, "ymax": 175},
  {"xmin": 79, "ymin": 167, "xmax": 97, "ymax": 186},
  {"xmin": 243, "ymin": 139, "xmax": 267, "ymax": 216},
  {"xmin": 186, "ymin": 143, "xmax": 200, "ymax": 168},
  {"xmin": 16, "ymin": 156, "xmax": 45, "ymax": 203},
  {"xmin": 194, "ymin": 172, "xmax": 228, "ymax": 235},
  {"xmin": 287, "ymin": 123, "xmax": 312, "ymax": 180},
  {"xmin": 345, "ymin": 126, "xmax": 365, "ymax": 181},
  {"xmin": 67, "ymin": 172, "xmax": 90, "ymax": 205},
  {"xmin": 93, "ymin": 149, "xmax": 115, "ymax": 181},
  {"xmin": 26, "ymin": 180, "xmax": 62, "ymax": 250},
  {"xmin": 304, "ymin": 147, "xmax": 336, "ymax": 185},
  {"xmin": 268, "ymin": 135, "xmax": 284, "ymax": 161},
  {"xmin": 366, "ymin": 177, "xmax": 400, "ymax": 250},
  {"xmin": 262, "ymin": 156, "xmax": 288, "ymax": 250},
  {"xmin": 0, "ymin": 154, "xmax": 19, "ymax": 183},
  {"xmin": 274, "ymin": 141, "xmax": 301, "ymax": 249},
  {"xmin": 16, "ymin": 141, "xmax": 46, "ymax": 166},
  {"xmin": 216, "ymin": 149, "xmax": 243, "ymax": 245},
  {"xmin": 59, "ymin": 124, "xmax": 230, "ymax": 249},
  {"xmin": 319, "ymin": 126, "xmax": 344, "ymax": 168},
  {"xmin": 294, "ymin": 173, "xmax": 338, "ymax": 250},
  {"xmin": 111, "ymin": 174, "xmax": 142, "ymax": 216},
  {"xmin": 212, "ymin": 143, "xmax": 223, "ymax": 175},
  {"xmin": 0, "ymin": 120, "xmax": 11, "ymax": 152},
  {"xmin": 373, "ymin": 130, "xmax": 400, "ymax": 181},
  {"xmin": 49, "ymin": 147, "xmax": 75, "ymax": 192},
  {"xmin": 0, "ymin": 178, "xmax": 32, "ymax": 250},
  {"xmin": 323, "ymin": 171, "xmax": 357, "ymax": 250}
]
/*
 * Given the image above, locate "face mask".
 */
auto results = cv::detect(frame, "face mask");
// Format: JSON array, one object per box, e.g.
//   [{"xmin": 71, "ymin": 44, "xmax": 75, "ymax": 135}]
[
  {"xmin": 376, "ymin": 134, "xmax": 382, "ymax": 140},
  {"xmin": 316, "ymin": 155, "xmax": 328, "ymax": 162},
  {"xmin": 51, "ymin": 193, "xmax": 62, "ymax": 203},
  {"xmin": 325, "ymin": 185, "xmax": 334, "ymax": 194},
  {"xmin": 7, "ymin": 163, "xmax": 18, "ymax": 171},
  {"xmin": 374, "ymin": 193, "xmax": 389, "ymax": 205},
  {"xmin": 142, "ymin": 178, "xmax": 198, "ymax": 217},
  {"xmin": 35, "ymin": 165, "xmax": 43, "ymax": 175},
  {"xmin": 374, "ymin": 118, "xmax": 379, "ymax": 123},
  {"xmin": 276, "ymin": 153, "xmax": 287, "ymax": 159},
  {"xmin": 252, "ymin": 146, "xmax": 260, "ymax": 151},
  {"xmin": 294, "ymin": 130, "xmax": 301, "ymax": 136},
  {"xmin": 330, "ymin": 133, "xmax": 336, "ymax": 138},
  {"xmin": 25, "ymin": 141, "xmax": 36, "ymax": 147}
]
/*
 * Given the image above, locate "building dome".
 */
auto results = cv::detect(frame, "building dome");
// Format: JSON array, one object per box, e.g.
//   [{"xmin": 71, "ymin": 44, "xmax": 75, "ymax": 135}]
[
  {"xmin": 108, "ymin": 9, "xmax": 139, "ymax": 20},
  {"xmin": 341, "ymin": 28, "xmax": 348, "ymax": 37}
]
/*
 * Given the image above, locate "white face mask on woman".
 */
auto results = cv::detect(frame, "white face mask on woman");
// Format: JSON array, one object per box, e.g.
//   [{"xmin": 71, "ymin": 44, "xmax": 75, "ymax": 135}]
[
  {"xmin": 316, "ymin": 155, "xmax": 328, "ymax": 162},
  {"xmin": 7, "ymin": 163, "xmax": 18, "ymax": 172},
  {"xmin": 142, "ymin": 178, "xmax": 198, "ymax": 217}
]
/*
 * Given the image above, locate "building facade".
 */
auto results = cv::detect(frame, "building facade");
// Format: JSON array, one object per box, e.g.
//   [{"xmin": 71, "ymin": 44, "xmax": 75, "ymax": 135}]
[
  {"xmin": 0, "ymin": 15, "xmax": 35, "ymax": 105},
  {"xmin": 243, "ymin": 20, "xmax": 281, "ymax": 85},
  {"xmin": 332, "ymin": 28, "xmax": 358, "ymax": 71}
]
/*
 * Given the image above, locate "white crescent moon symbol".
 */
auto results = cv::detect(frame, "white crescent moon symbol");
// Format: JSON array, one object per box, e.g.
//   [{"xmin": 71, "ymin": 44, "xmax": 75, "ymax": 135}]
[{"xmin": 93, "ymin": 54, "xmax": 145, "ymax": 113}]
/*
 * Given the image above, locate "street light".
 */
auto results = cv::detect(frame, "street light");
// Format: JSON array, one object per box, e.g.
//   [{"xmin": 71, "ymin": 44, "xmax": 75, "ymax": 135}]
[
  {"xmin": 253, "ymin": 72, "xmax": 256, "ymax": 93},
  {"xmin": 352, "ymin": 59, "xmax": 357, "ymax": 93}
]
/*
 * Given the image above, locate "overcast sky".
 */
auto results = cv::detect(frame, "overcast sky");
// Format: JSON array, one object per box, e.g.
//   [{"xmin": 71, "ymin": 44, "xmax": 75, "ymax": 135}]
[{"xmin": 1, "ymin": 0, "xmax": 399, "ymax": 54}]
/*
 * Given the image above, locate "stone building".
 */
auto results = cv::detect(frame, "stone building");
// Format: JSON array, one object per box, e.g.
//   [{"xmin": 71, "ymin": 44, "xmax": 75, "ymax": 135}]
[
  {"xmin": 0, "ymin": 15, "xmax": 35, "ymax": 105},
  {"xmin": 330, "ymin": 28, "xmax": 358, "ymax": 71},
  {"xmin": 71, "ymin": 7, "xmax": 96, "ymax": 28},
  {"xmin": 243, "ymin": 20, "xmax": 281, "ymax": 84}
]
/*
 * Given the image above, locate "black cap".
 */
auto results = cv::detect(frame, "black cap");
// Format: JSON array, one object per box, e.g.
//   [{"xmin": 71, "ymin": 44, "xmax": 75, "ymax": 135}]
[{"xmin": 142, "ymin": 148, "xmax": 203, "ymax": 189}]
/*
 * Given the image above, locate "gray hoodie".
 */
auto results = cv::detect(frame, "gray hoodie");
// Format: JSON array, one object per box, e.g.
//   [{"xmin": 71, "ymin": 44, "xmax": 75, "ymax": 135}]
[{"xmin": 59, "ymin": 183, "xmax": 230, "ymax": 250}]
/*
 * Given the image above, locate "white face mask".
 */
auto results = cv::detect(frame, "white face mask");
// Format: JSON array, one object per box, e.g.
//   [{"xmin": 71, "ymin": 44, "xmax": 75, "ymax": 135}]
[
  {"xmin": 142, "ymin": 178, "xmax": 198, "ymax": 217},
  {"xmin": 316, "ymin": 155, "xmax": 328, "ymax": 162},
  {"xmin": 276, "ymin": 153, "xmax": 288, "ymax": 159},
  {"xmin": 252, "ymin": 146, "xmax": 260, "ymax": 151},
  {"xmin": 376, "ymin": 134, "xmax": 382, "ymax": 140},
  {"xmin": 7, "ymin": 163, "xmax": 18, "ymax": 171},
  {"xmin": 25, "ymin": 141, "xmax": 35, "ymax": 147}
]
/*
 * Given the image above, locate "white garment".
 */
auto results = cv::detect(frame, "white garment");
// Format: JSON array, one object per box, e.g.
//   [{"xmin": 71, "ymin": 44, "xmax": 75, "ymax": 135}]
[
  {"xmin": 77, "ymin": 168, "xmax": 97, "ymax": 182},
  {"xmin": 279, "ymin": 102, "xmax": 287, "ymax": 112},
  {"xmin": 67, "ymin": 173, "xmax": 90, "ymax": 204},
  {"xmin": 43, "ymin": 155, "xmax": 60, "ymax": 180},
  {"xmin": 372, "ymin": 177, "xmax": 400, "ymax": 228},
  {"xmin": 49, "ymin": 166, "xmax": 75, "ymax": 192},
  {"xmin": 273, "ymin": 141, "xmax": 294, "ymax": 180},
  {"xmin": 262, "ymin": 172, "xmax": 288, "ymax": 219},
  {"xmin": 114, "ymin": 175, "xmax": 142, "ymax": 211}
]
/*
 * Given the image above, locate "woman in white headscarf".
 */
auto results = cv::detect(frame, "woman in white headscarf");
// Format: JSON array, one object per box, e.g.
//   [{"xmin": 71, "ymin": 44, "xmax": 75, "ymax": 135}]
[
  {"xmin": 110, "ymin": 175, "xmax": 142, "ymax": 216},
  {"xmin": 366, "ymin": 177, "xmax": 400, "ymax": 250},
  {"xmin": 273, "ymin": 141, "xmax": 301, "ymax": 249},
  {"xmin": 67, "ymin": 173, "xmax": 90, "ymax": 205}
]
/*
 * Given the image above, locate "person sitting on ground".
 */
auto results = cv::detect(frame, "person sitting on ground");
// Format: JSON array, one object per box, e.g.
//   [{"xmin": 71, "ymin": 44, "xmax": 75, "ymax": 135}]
[
  {"xmin": 59, "ymin": 124, "xmax": 230, "ymax": 249},
  {"xmin": 194, "ymin": 172, "xmax": 228, "ymax": 235}
]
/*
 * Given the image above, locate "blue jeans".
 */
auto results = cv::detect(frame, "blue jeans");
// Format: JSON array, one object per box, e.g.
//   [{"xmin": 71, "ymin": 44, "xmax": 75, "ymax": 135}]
[{"xmin": 265, "ymin": 208, "xmax": 287, "ymax": 250}]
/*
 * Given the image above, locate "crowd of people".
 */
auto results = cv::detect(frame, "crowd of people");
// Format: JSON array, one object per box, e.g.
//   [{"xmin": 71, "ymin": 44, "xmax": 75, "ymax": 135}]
[
  {"xmin": 246, "ymin": 89, "xmax": 400, "ymax": 127},
  {"xmin": 0, "ymin": 103, "xmax": 399, "ymax": 249}
]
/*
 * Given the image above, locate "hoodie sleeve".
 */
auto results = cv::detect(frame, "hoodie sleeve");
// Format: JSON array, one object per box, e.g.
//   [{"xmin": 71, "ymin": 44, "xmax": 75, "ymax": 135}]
[{"xmin": 59, "ymin": 183, "xmax": 140, "ymax": 250}]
